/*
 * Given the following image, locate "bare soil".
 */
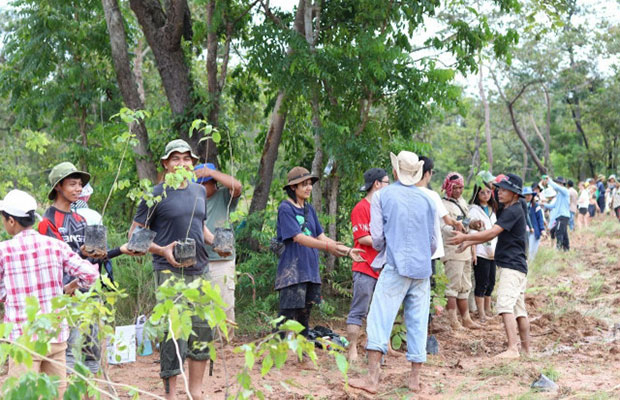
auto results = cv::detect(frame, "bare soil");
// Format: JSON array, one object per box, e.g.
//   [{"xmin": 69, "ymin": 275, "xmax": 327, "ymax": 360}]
[{"xmin": 7, "ymin": 218, "xmax": 620, "ymax": 399}]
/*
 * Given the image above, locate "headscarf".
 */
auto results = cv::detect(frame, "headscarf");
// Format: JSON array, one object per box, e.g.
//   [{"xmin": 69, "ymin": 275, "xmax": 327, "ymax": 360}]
[{"xmin": 442, "ymin": 172, "xmax": 464, "ymax": 199}]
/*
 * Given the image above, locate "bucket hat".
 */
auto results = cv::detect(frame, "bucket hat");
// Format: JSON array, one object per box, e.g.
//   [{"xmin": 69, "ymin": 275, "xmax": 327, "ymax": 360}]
[
  {"xmin": 522, "ymin": 186, "xmax": 534, "ymax": 196},
  {"xmin": 542, "ymin": 187, "xmax": 557, "ymax": 199},
  {"xmin": 493, "ymin": 173, "xmax": 524, "ymax": 197},
  {"xmin": 609, "ymin": 174, "xmax": 617, "ymax": 181},
  {"xmin": 389, "ymin": 151, "xmax": 424, "ymax": 186},
  {"xmin": 0, "ymin": 189, "xmax": 37, "ymax": 217},
  {"xmin": 48, "ymin": 162, "xmax": 91, "ymax": 200},
  {"xmin": 283, "ymin": 167, "xmax": 318, "ymax": 189},
  {"xmin": 161, "ymin": 139, "xmax": 199, "ymax": 163}
]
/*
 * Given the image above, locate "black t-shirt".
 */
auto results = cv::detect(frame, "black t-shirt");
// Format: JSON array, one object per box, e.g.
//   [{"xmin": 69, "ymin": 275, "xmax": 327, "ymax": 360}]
[
  {"xmin": 494, "ymin": 202, "xmax": 528, "ymax": 274},
  {"xmin": 134, "ymin": 182, "xmax": 208, "ymax": 275}
]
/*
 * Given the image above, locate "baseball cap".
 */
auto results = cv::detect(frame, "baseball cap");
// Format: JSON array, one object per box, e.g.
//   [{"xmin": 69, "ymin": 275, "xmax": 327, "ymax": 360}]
[
  {"xmin": 194, "ymin": 163, "xmax": 216, "ymax": 184},
  {"xmin": 0, "ymin": 189, "xmax": 37, "ymax": 217},
  {"xmin": 360, "ymin": 168, "xmax": 388, "ymax": 191}
]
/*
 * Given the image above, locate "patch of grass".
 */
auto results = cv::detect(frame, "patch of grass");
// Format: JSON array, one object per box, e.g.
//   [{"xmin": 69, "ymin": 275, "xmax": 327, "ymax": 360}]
[
  {"xmin": 541, "ymin": 364, "xmax": 560, "ymax": 381},
  {"xmin": 516, "ymin": 392, "xmax": 542, "ymax": 400},
  {"xmin": 605, "ymin": 255, "xmax": 618, "ymax": 265},
  {"xmin": 477, "ymin": 362, "xmax": 524, "ymax": 378},
  {"xmin": 587, "ymin": 275, "xmax": 606, "ymax": 299},
  {"xmin": 592, "ymin": 219, "xmax": 620, "ymax": 238}
]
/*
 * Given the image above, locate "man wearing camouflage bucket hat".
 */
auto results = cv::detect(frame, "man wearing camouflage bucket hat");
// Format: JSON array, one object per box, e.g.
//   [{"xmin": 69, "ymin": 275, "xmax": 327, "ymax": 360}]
[
  {"xmin": 39, "ymin": 161, "xmax": 135, "ymax": 379},
  {"xmin": 130, "ymin": 138, "xmax": 215, "ymax": 399}
]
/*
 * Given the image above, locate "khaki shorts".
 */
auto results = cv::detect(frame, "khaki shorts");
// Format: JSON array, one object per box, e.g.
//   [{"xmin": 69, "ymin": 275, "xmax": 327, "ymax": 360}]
[
  {"xmin": 443, "ymin": 259, "xmax": 472, "ymax": 299},
  {"xmin": 10, "ymin": 341, "xmax": 68, "ymax": 397},
  {"xmin": 495, "ymin": 267, "xmax": 528, "ymax": 318}
]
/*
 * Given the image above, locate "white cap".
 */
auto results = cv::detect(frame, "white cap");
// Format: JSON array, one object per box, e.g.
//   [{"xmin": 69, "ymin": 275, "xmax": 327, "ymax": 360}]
[
  {"xmin": 0, "ymin": 189, "xmax": 37, "ymax": 217},
  {"xmin": 542, "ymin": 187, "xmax": 557, "ymax": 199},
  {"xmin": 80, "ymin": 183, "xmax": 94, "ymax": 198}
]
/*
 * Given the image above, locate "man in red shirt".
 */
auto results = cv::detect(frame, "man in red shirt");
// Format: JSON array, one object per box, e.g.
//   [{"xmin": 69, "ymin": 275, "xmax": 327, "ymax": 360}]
[{"xmin": 347, "ymin": 168, "xmax": 390, "ymax": 362}]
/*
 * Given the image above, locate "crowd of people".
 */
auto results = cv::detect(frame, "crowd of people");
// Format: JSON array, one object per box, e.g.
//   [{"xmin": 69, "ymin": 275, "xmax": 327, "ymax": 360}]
[{"xmin": 0, "ymin": 137, "xmax": 618, "ymax": 398}]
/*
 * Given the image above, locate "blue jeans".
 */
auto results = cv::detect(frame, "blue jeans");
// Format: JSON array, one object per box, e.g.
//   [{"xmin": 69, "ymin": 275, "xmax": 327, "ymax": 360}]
[
  {"xmin": 528, "ymin": 233, "xmax": 540, "ymax": 261},
  {"xmin": 569, "ymin": 211, "xmax": 575, "ymax": 231},
  {"xmin": 366, "ymin": 264, "xmax": 430, "ymax": 363}
]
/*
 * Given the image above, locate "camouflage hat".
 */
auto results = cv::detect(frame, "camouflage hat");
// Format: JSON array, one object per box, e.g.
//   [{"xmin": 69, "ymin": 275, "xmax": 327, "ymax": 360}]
[
  {"xmin": 161, "ymin": 139, "xmax": 199, "ymax": 163},
  {"xmin": 48, "ymin": 162, "xmax": 91, "ymax": 200}
]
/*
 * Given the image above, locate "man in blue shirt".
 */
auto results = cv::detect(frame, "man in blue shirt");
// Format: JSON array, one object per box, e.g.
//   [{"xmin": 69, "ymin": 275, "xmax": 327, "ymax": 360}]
[
  {"xmin": 541, "ymin": 176, "xmax": 570, "ymax": 251},
  {"xmin": 349, "ymin": 151, "xmax": 436, "ymax": 395}
]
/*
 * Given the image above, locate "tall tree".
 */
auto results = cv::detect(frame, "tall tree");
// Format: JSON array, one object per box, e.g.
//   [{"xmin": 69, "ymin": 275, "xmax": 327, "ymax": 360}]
[{"xmin": 102, "ymin": 0, "xmax": 157, "ymax": 182}]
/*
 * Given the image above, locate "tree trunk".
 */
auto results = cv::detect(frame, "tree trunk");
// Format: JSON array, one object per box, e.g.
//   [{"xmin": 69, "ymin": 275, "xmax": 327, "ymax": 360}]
[
  {"xmin": 542, "ymin": 84, "xmax": 553, "ymax": 177},
  {"xmin": 522, "ymin": 144, "xmax": 528, "ymax": 181},
  {"xmin": 490, "ymin": 71, "xmax": 547, "ymax": 174},
  {"xmin": 566, "ymin": 96, "xmax": 595, "ymax": 177},
  {"xmin": 133, "ymin": 37, "xmax": 147, "ymax": 105},
  {"xmin": 325, "ymin": 171, "xmax": 339, "ymax": 273},
  {"xmin": 305, "ymin": 0, "xmax": 323, "ymax": 213},
  {"xmin": 478, "ymin": 64, "xmax": 493, "ymax": 173},
  {"xmin": 310, "ymin": 97, "xmax": 323, "ymax": 213},
  {"xmin": 248, "ymin": 91, "xmax": 288, "ymax": 216},
  {"xmin": 506, "ymin": 101, "xmax": 547, "ymax": 174},
  {"xmin": 466, "ymin": 125, "xmax": 481, "ymax": 186},
  {"xmin": 103, "ymin": 0, "xmax": 158, "ymax": 182},
  {"xmin": 129, "ymin": 0, "xmax": 198, "ymax": 149},
  {"xmin": 203, "ymin": 0, "xmax": 234, "ymax": 165},
  {"xmin": 248, "ymin": 0, "xmax": 306, "ymax": 217}
]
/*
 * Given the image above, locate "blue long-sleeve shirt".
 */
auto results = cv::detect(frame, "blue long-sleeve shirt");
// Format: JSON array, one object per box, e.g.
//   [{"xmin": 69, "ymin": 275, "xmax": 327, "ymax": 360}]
[
  {"xmin": 545, "ymin": 179, "xmax": 571, "ymax": 218},
  {"xmin": 528, "ymin": 202, "xmax": 545, "ymax": 239},
  {"xmin": 370, "ymin": 182, "xmax": 436, "ymax": 279}
]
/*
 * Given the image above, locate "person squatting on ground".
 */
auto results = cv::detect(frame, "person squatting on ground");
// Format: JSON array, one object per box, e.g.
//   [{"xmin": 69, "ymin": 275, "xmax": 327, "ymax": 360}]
[
  {"xmin": 194, "ymin": 162, "xmax": 242, "ymax": 326},
  {"xmin": 468, "ymin": 184, "xmax": 498, "ymax": 323},
  {"xmin": 541, "ymin": 176, "xmax": 570, "ymax": 251},
  {"xmin": 130, "ymin": 139, "xmax": 216, "ymax": 400},
  {"xmin": 39, "ymin": 162, "xmax": 136, "ymax": 381},
  {"xmin": 450, "ymin": 173, "xmax": 531, "ymax": 360},
  {"xmin": 275, "ymin": 166, "xmax": 363, "ymax": 337},
  {"xmin": 0, "ymin": 190, "xmax": 99, "ymax": 399},
  {"xmin": 523, "ymin": 187, "xmax": 546, "ymax": 261},
  {"xmin": 346, "ymin": 167, "xmax": 390, "ymax": 363},
  {"xmin": 349, "ymin": 151, "xmax": 437, "ymax": 394},
  {"xmin": 440, "ymin": 172, "xmax": 482, "ymax": 330}
]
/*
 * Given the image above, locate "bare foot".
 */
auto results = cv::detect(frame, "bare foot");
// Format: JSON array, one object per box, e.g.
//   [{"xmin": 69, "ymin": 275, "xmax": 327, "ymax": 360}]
[
  {"xmin": 387, "ymin": 347, "xmax": 403, "ymax": 358},
  {"xmin": 348, "ymin": 347, "xmax": 359, "ymax": 363},
  {"xmin": 407, "ymin": 376, "xmax": 423, "ymax": 392},
  {"xmin": 462, "ymin": 318, "xmax": 482, "ymax": 329},
  {"xmin": 495, "ymin": 348, "xmax": 520, "ymax": 359},
  {"xmin": 349, "ymin": 378, "xmax": 378, "ymax": 394}
]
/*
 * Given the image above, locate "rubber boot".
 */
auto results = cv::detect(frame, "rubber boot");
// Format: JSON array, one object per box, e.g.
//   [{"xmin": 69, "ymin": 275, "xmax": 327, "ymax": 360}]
[{"xmin": 448, "ymin": 308, "xmax": 462, "ymax": 330}]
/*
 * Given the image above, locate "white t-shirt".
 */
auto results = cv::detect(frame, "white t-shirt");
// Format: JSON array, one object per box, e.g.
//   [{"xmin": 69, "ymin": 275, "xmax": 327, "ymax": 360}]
[{"xmin": 418, "ymin": 187, "xmax": 447, "ymax": 259}]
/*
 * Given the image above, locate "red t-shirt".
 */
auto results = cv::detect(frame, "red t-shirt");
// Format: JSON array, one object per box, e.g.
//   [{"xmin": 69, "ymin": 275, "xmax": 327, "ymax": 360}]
[{"xmin": 351, "ymin": 198, "xmax": 379, "ymax": 279}]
